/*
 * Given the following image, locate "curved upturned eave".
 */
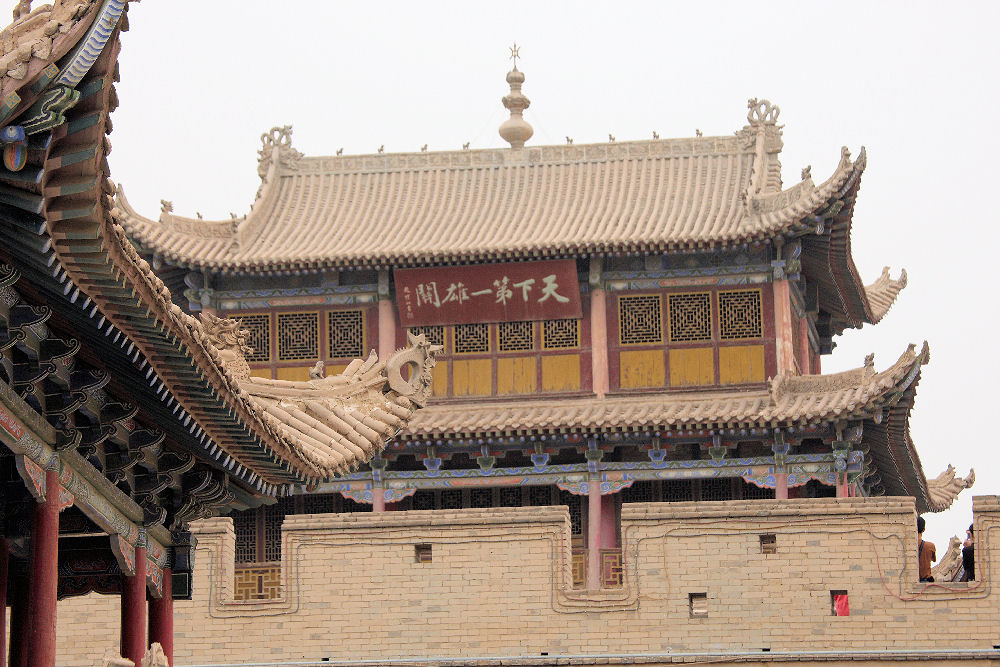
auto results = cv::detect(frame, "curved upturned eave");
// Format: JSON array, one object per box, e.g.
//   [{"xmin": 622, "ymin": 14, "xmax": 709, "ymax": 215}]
[
  {"xmin": 117, "ymin": 142, "xmax": 866, "ymax": 274},
  {"xmin": 4, "ymin": 8, "xmax": 387, "ymax": 489},
  {"xmin": 797, "ymin": 148, "xmax": 907, "ymax": 332}
]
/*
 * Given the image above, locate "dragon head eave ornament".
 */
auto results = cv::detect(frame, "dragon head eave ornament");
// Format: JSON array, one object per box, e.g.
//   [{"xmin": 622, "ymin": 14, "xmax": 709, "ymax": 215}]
[{"xmin": 386, "ymin": 331, "xmax": 444, "ymax": 408}]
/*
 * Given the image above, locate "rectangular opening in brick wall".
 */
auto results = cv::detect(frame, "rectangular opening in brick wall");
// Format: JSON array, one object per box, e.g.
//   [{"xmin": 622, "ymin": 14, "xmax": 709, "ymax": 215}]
[
  {"xmin": 689, "ymin": 592, "xmax": 707, "ymax": 618},
  {"xmin": 759, "ymin": 533, "xmax": 776, "ymax": 554},
  {"xmin": 414, "ymin": 543, "xmax": 432, "ymax": 563},
  {"xmin": 830, "ymin": 590, "xmax": 849, "ymax": 616}
]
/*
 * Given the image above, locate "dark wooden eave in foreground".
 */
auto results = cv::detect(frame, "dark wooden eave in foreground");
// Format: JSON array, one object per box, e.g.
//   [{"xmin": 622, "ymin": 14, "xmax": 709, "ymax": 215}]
[{"xmin": 0, "ymin": 5, "xmax": 321, "ymax": 491}]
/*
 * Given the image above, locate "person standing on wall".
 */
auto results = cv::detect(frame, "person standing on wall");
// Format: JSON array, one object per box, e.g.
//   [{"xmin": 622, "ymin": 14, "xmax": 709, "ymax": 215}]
[
  {"xmin": 962, "ymin": 524, "xmax": 975, "ymax": 581},
  {"xmin": 917, "ymin": 516, "xmax": 936, "ymax": 582}
]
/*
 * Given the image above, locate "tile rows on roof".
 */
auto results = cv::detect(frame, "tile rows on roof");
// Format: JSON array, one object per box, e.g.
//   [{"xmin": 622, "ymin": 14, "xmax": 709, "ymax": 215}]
[
  {"xmin": 114, "ymin": 119, "xmax": 859, "ymax": 271},
  {"xmin": 403, "ymin": 343, "xmax": 928, "ymax": 437}
]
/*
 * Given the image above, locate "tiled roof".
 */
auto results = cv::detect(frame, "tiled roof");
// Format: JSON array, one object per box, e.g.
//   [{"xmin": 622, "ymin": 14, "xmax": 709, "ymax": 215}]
[
  {"xmin": 403, "ymin": 343, "xmax": 928, "ymax": 437},
  {"xmin": 116, "ymin": 119, "xmax": 858, "ymax": 271}
]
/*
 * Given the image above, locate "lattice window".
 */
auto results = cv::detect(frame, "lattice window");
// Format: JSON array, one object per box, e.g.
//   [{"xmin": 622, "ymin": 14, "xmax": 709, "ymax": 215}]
[
  {"xmin": 543, "ymin": 319, "xmax": 579, "ymax": 349},
  {"xmin": 328, "ymin": 309, "xmax": 365, "ymax": 359},
  {"xmin": 700, "ymin": 478, "xmax": 731, "ymax": 502},
  {"xmin": 668, "ymin": 292, "xmax": 712, "ymax": 342},
  {"xmin": 413, "ymin": 490, "xmax": 435, "ymax": 510},
  {"xmin": 232, "ymin": 509, "xmax": 257, "ymax": 564},
  {"xmin": 277, "ymin": 312, "xmax": 319, "ymax": 361},
  {"xmin": 262, "ymin": 498, "xmax": 292, "ymax": 562},
  {"xmin": 601, "ymin": 549, "xmax": 623, "ymax": 588},
  {"xmin": 500, "ymin": 487, "xmax": 522, "ymax": 507},
  {"xmin": 559, "ymin": 490, "xmax": 583, "ymax": 535},
  {"xmin": 499, "ymin": 321, "xmax": 535, "ymax": 352},
  {"xmin": 571, "ymin": 550, "xmax": 586, "ymax": 588},
  {"xmin": 409, "ymin": 325, "xmax": 445, "ymax": 351},
  {"xmin": 719, "ymin": 290, "xmax": 762, "ymax": 340},
  {"xmin": 454, "ymin": 323, "xmax": 490, "ymax": 354},
  {"xmin": 530, "ymin": 486, "xmax": 553, "ymax": 506},
  {"xmin": 743, "ymin": 482, "xmax": 774, "ymax": 500},
  {"xmin": 342, "ymin": 496, "xmax": 371, "ymax": 512},
  {"xmin": 233, "ymin": 564, "xmax": 282, "ymax": 601},
  {"xmin": 622, "ymin": 480, "xmax": 655, "ymax": 504},
  {"xmin": 237, "ymin": 314, "xmax": 271, "ymax": 363},
  {"xmin": 662, "ymin": 480, "xmax": 694, "ymax": 502},
  {"xmin": 302, "ymin": 493, "xmax": 337, "ymax": 514},
  {"xmin": 441, "ymin": 490, "xmax": 463, "ymax": 509},
  {"xmin": 470, "ymin": 488, "xmax": 492, "ymax": 508},
  {"xmin": 618, "ymin": 295, "xmax": 663, "ymax": 345}
]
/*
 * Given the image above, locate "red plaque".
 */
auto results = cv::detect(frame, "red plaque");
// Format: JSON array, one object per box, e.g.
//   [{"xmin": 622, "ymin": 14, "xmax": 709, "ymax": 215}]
[{"xmin": 395, "ymin": 260, "xmax": 582, "ymax": 326}]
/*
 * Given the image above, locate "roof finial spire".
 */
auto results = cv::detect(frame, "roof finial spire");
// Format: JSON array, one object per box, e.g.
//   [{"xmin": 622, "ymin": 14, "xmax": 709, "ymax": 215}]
[{"xmin": 499, "ymin": 43, "xmax": 533, "ymax": 150}]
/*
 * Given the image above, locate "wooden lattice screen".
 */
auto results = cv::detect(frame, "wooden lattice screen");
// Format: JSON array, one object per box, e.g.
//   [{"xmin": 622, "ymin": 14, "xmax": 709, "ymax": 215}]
[
  {"xmin": 718, "ymin": 289, "xmax": 762, "ymax": 340},
  {"xmin": 667, "ymin": 292, "xmax": 712, "ymax": 342},
  {"xmin": 618, "ymin": 294, "xmax": 663, "ymax": 345},
  {"xmin": 542, "ymin": 319, "xmax": 579, "ymax": 349},
  {"xmin": 276, "ymin": 312, "xmax": 319, "ymax": 361}
]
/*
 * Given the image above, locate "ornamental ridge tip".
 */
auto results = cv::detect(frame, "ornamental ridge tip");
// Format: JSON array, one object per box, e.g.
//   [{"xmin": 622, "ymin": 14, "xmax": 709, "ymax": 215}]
[{"xmin": 499, "ymin": 43, "xmax": 533, "ymax": 150}]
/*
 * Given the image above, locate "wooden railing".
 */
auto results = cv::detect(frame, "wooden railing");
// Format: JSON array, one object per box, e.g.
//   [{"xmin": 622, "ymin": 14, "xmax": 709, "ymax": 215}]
[
  {"xmin": 570, "ymin": 548, "xmax": 623, "ymax": 589},
  {"xmin": 233, "ymin": 562, "xmax": 282, "ymax": 601}
]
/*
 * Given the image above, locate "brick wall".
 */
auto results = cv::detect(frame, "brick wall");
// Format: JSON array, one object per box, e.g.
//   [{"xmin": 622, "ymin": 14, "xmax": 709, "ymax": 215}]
[{"xmin": 54, "ymin": 496, "xmax": 1000, "ymax": 665}]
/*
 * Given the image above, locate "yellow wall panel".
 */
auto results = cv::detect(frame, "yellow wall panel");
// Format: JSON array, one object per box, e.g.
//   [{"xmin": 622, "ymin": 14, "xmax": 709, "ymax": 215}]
[
  {"xmin": 541, "ymin": 354, "xmax": 581, "ymax": 392},
  {"xmin": 669, "ymin": 347, "xmax": 714, "ymax": 387},
  {"xmin": 719, "ymin": 345, "xmax": 766, "ymax": 385},
  {"xmin": 497, "ymin": 357, "xmax": 537, "ymax": 395},
  {"xmin": 431, "ymin": 360, "xmax": 448, "ymax": 396},
  {"xmin": 276, "ymin": 366, "xmax": 311, "ymax": 382},
  {"xmin": 453, "ymin": 359, "xmax": 492, "ymax": 396},
  {"xmin": 619, "ymin": 350, "xmax": 665, "ymax": 389},
  {"xmin": 324, "ymin": 364, "xmax": 348, "ymax": 377},
  {"xmin": 249, "ymin": 368, "xmax": 273, "ymax": 379}
]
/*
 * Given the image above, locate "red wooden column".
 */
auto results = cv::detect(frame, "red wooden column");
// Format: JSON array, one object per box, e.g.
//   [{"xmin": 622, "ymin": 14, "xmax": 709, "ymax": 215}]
[
  {"xmin": 0, "ymin": 537, "xmax": 7, "ymax": 664},
  {"xmin": 148, "ymin": 568, "xmax": 173, "ymax": 666},
  {"xmin": 798, "ymin": 317, "xmax": 811, "ymax": 374},
  {"xmin": 586, "ymin": 479, "xmax": 601, "ymax": 590},
  {"xmin": 27, "ymin": 468, "xmax": 59, "ymax": 667},
  {"xmin": 772, "ymin": 280, "xmax": 796, "ymax": 375},
  {"xmin": 836, "ymin": 475, "xmax": 849, "ymax": 498},
  {"xmin": 378, "ymin": 270, "xmax": 396, "ymax": 361},
  {"xmin": 589, "ymin": 260, "xmax": 609, "ymax": 398},
  {"xmin": 775, "ymin": 473, "xmax": 789, "ymax": 500},
  {"xmin": 7, "ymin": 575, "xmax": 28, "ymax": 667},
  {"xmin": 121, "ymin": 544, "xmax": 147, "ymax": 666},
  {"xmin": 372, "ymin": 487, "xmax": 386, "ymax": 512}
]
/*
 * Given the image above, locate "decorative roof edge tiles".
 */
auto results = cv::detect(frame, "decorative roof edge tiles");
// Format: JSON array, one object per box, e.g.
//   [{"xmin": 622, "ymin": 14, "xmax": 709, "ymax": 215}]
[
  {"xmin": 112, "ymin": 106, "xmax": 870, "ymax": 273},
  {"xmin": 925, "ymin": 465, "xmax": 975, "ymax": 513},
  {"xmin": 404, "ymin": 342, "xmax": 929, "ymax": 438},
  {"xmin": 0, "ymin": 0, "xmax": 97, "ymax": 97}
]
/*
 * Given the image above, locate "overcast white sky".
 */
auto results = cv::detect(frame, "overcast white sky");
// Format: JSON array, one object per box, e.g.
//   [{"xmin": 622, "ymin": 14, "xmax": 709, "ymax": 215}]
[{"xmin": 108, "ymin": 1, "xmax": 999, "ymax": 551}]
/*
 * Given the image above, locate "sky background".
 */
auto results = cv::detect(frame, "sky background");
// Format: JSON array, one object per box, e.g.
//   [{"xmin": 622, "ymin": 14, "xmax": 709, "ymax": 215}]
[{"xmin": 107, "ymin": 1, "xmax": 999, "ymax": 552}]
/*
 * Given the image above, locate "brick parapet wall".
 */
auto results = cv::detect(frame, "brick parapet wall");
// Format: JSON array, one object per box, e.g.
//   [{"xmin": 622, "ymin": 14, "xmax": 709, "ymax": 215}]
[{"xmin": 55, "ymin": 497, "xmax": 1000, "ymax": 666}]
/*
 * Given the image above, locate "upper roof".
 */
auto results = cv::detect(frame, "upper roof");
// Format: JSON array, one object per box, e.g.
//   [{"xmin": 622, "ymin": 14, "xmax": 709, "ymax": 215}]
[{"xmin": 117, "ymin": 102, "xmax": 859, "ymax": 271}]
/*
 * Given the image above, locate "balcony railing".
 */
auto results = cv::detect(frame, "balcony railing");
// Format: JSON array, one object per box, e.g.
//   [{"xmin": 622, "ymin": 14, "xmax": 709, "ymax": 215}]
[
  {"xmin": 570, "ymin": 548, "xmax": 623, "ymax": 589},
  {"xmin": 234, "ymin": 562, "xmax": 282, "ymax": 601}
]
